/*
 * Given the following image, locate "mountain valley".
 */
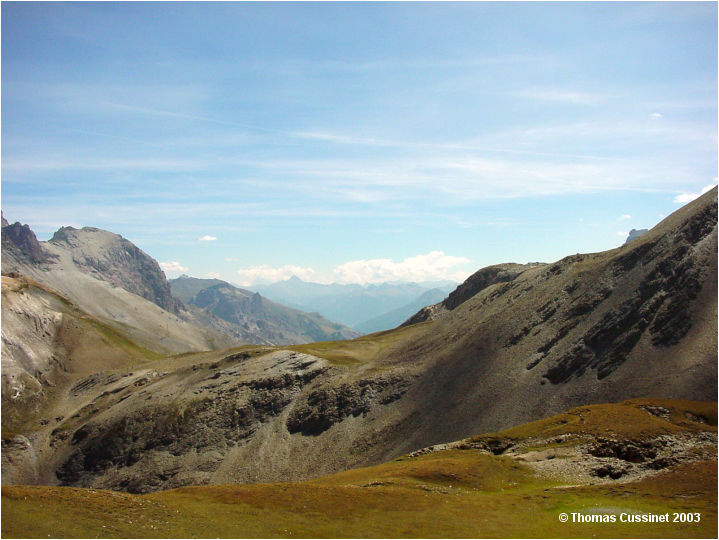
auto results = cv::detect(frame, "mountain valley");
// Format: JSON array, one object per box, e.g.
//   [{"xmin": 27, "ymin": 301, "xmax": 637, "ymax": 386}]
[{"xmin": 1, "ymin": 188, "xmax": 717, "ymax": 538}]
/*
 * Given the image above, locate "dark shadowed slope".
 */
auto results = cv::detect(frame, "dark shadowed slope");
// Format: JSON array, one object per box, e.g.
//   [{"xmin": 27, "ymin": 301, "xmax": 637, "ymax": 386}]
[{"xmin": 388, "ymin": 187, "xmax": 717, "ymax": 453}]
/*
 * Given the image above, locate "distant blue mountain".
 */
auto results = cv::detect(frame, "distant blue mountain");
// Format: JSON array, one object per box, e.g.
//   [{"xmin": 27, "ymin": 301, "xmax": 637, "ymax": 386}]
[
  {"xmin": 353, "ymin": 288, "xmax": 450, "ymax": 334},
  {"xmin": 251, "ymin": 277, "xmax": 457, "ymax": 328}
]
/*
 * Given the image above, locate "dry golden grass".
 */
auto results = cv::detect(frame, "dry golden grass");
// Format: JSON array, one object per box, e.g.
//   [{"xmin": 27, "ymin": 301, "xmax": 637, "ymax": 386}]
[
  {"xmin": 473, "ymin": 398, "xmax": 717, "ymax": 443},
  {"xmin": 282, "ymin": 321, "xmax": 432, "ymax": 367}
]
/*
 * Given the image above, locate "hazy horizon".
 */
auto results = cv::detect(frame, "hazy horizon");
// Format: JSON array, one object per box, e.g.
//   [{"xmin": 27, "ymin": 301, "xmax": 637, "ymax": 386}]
[{"xmin": 2, "ymin": 2, "xmax": 717, "ymax": 286}]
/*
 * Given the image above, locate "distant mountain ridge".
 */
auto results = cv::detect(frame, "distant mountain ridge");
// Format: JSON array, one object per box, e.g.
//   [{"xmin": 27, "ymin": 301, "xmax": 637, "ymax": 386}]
[
  {"xmin": 170, "ymin": 276, "xmax": 360, "ymax": 345},
  {"xmin": 354, "ymin": 287, "xmax": 449, "ymax": 334},
  {"xmin": 253, "ymin": 277, "xmax": 457, "ymax": 329}
]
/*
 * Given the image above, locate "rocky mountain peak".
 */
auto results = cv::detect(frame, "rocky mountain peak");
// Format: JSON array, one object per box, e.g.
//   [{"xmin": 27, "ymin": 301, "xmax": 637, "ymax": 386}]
[
  {"xmin": 5, "ymin": 222, "xmax": 180, "ymax": 315},
  {"xmin": 49, "ymin": 226, "xmax": 78, "ymax": 244},
  {"xmin": 57, "ymin": 227, "xmax": 180, "ymax": 314},
  {"xmin": 1, "ymin": 219, "xmax": 52, "ymax": 265}
]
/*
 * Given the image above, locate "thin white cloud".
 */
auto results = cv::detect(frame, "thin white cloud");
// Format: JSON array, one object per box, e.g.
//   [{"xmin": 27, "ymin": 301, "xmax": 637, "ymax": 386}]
[
  {"xmin": 333, "ymin": 251, "xmax": 471, "ymax": 284},
  {"xmin": 313, "ymin": 54, "xmax": 553, "ymax": 73},
  {"xmin": 673, "ymin": 183, "xmax": 717, "ymax": 204},
  {"xmin": 620, "ymin": 214, "xmax": 632, "ymax": 220},
  {"xmin": 2, "ymin": 156, "xmax": 203, "ymax": 172},
  {"xmin": 199, "ymin": 235, "xmax": 217, "ymax": 242},
  {"xmin": 160, "ymin": 261, "xmax": 188, "ymax": 273},
  {"xmin": 649, "ymin": 112, "xmax": 663, "ymax": 120},
  {"xmin": 103, "ymin": 101, "xmax": 241, "ymax": 127},
  {"xmin": 509, "ymin": 88, "xmax": 604, "ymax": 105},
  {"xmin": 236, "ymin": 264, "xmax": 316, "ymax": 286},
  {"xmin": 617, "ymin": 231, "xmax": 628, "ymax": 237}
]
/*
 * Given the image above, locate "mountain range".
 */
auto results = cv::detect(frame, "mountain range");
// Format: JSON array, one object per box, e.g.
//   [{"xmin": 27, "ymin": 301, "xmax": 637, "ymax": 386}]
[
  {"xmin": 170, "ymin": 275, "xmax": 360, "ymax": 345},
  {"xmin": 0, "ymin": 219, "xmax": 362, "ymax": 348},
  {"xmin": 252, "ymin": 277, "xmax": 457, "ymax": 331},
  {"xmin": 2, "ymin": 187, "xmax": 715, "ymax": 500},
  {"xmin": 353, "ymin": 287, "xmax": 449, "ymax": 334}
]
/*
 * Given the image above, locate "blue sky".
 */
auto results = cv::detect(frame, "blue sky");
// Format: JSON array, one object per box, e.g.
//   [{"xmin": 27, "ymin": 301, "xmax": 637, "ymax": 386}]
[{"xmin": 2, "ymin": 1, "xmax": 717, "ymax": 285}]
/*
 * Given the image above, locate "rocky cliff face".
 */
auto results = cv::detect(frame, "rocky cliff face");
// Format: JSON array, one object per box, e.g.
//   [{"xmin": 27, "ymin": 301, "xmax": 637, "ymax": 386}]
[
  {"xmin": 1, "ymin": 276, "xmax": 63, "ymax": 421},
  {"xmin": 48, "ymin": 227, "xmax": 179, "ymax": 314}
]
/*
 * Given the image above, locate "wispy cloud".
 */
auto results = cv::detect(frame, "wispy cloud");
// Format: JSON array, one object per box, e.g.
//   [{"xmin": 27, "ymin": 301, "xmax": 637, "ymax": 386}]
[
  {"xmin": 199, "ymin": 235, "xmax": 217, "ymax": 242},
  {"xmin": 101, "ymin": 101, "xmax": 287, "ymax": 135},
  {"xmin": 620, "ymin": 214, "xmax": 632, "ymax": 220},
  {"xmin": 103, "ymin": 101, "xmax": 238, "ymax": 126},
  {"xmin": 649, "ymin": 112, "xmax": 663, "ymax": 120},
  {"xmin": 332, "ymin": 251, "xmax": 471, "ymax": 284},
  {"xmin": 232, "ymin": 251, "xmax": 472, "ymax": 286},
  {"xmin": 236, "ymin": 264, "xmax": 316, "ymax": 286},
  {"xmin": 313, "ymin": 54, "xmax": 553, "ymax": 73}
]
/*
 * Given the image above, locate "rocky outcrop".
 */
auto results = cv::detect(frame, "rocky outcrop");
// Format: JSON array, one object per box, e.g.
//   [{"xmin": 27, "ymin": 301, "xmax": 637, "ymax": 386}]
[
  {"xmin": 403, "ymin": 263, "xmax": 541, "ymax": 326},
  {"xmin": 2, "ymin": 220, "xmax": 53, "ymax": 265},
  {"xmin": 1, "ymin": 275, "xmax": 66, "ymax": 419},
  {"xmin": 625, "ymin": 228, "xmax": 649, "ymax": 244},
  {"xmin": 49, "ymin": 350, "xmax": 395, "ymax": 492},
  {"xmin": 286, "ymin": 375, "xmax": 409, "ymax": 436}
]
